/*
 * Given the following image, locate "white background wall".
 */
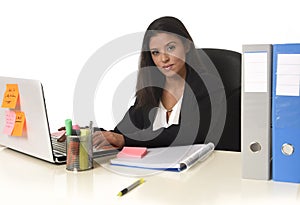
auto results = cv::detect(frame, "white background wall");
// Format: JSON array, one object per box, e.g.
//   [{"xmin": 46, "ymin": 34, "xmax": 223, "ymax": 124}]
[{"xmin": 1, "ymin": 0, "xmax": 299, "ymax": 131}]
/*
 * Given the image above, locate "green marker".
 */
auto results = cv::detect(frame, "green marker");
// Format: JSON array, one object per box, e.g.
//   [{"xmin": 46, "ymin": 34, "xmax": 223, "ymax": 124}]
[{"xmin": 65, "ymin": 119, "xmax": 72, "ymax": 136}]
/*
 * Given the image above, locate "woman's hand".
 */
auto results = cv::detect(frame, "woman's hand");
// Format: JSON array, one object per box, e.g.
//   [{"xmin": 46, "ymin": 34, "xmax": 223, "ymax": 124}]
[
  {"xmin": 93, "ymin": 131, "xmax": 125, "ymax": 150},
  {"xmin": 56, "ymin": 127, "xmax": 66, "ymax": 142}
]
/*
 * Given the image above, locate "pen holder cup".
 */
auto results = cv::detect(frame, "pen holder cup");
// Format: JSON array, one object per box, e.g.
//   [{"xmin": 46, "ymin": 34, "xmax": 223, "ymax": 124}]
[{"xmin": 66, "ymin": 134, "xmax": 93, "ymax": 171}]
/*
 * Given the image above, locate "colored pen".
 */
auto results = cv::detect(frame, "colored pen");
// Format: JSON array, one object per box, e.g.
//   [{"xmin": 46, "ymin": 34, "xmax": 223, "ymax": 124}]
[
  {"xmin": 117, "ymin": 178, "xmax": 145, "ymax": 197},
  {"xmin": 89, "ymin": 120, "xmax": 93, "ymax": 136},
  {"xmin": 65, "ymin": 119, "xmax": 72, "ymax": 136}
]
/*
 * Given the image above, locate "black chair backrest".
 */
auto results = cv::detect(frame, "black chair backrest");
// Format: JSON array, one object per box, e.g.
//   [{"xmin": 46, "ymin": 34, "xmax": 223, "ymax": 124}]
[{"xmin": 200, "ymin": 48, "xmax": 241, "ymax": 151}]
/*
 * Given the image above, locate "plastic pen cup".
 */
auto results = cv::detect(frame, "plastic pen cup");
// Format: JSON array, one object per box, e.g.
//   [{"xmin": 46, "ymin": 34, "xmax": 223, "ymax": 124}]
[{"xmin": 66, "ymin": 128, "xmax": 93, "ymax": 171}]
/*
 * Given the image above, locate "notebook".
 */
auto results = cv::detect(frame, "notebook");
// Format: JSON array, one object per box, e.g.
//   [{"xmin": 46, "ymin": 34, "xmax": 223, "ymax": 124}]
[
  {"xmin": 110, "ymin": 142, "xmax": 215, "ymax": 172},
  {"xmin": 0, "ymin": 76, "xmax": 118, "ymax": 164}
]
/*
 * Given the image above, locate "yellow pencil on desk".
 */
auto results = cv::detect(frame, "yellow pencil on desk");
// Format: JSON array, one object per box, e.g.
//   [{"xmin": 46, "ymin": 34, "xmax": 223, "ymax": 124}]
[{"xmin": 117, "ymin": 178, "xmax": 145, "ymax": 197}]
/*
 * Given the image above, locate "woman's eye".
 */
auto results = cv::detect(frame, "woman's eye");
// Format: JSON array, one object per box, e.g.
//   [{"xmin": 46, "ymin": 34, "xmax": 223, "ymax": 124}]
[
  {"xmin": 167, "ymin": 45, "xmax": 175, "ymax": 52},
  {"xmin": 151, "ymin": 50, "xmax": 159, "ymax": 56}
]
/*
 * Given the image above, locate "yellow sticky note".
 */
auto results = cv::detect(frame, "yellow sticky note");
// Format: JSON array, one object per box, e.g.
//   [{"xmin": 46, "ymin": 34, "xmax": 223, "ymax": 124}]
[
  {"xmin": 11, "ymin": 111, "xmax": 26, "ymax": 137},
  {"xmin": 3, "ymin": 110, "xmax": 16, "ymax": 135},
  {"xmin": 1, "ymin": 84, "xmax": 19, "ymax": 108}
]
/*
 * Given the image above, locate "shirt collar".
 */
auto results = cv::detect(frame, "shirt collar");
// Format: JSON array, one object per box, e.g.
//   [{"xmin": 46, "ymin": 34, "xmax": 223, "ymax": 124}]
[{"xmin": 152, "ymin": 96, "xmax": 183, "ymax": 131}]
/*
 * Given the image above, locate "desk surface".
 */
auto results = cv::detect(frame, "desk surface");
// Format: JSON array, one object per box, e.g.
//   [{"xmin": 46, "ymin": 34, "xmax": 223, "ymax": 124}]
[{"xmin": 0, "ymin": 145, "xmax": 299, "ymax": 205}]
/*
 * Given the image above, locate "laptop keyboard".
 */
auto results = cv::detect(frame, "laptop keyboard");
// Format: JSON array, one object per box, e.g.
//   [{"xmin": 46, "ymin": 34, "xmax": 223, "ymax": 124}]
[
  {"xmin": 50, "ymin": 131, "xmax": 119, "ymax": 158},
  {"xmin": 51, "ymin": 131, "xmax": 66, "ymax": 154}
]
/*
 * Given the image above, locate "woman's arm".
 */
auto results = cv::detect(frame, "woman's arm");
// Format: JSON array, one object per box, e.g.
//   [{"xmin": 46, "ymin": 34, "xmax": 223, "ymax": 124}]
[{"xmin": 113, "ymin": 92, "xmax": 211, "ymax": 148}]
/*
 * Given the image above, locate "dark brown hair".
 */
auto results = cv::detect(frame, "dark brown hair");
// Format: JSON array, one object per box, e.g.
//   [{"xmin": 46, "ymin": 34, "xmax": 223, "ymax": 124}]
[{"xmin": 135, "ymin": 16, "xmax": 200, "ymax": 109}]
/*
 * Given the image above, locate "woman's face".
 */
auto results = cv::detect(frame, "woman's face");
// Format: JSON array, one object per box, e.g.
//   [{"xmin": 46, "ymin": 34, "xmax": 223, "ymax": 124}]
[{"xmin": 149, "ymin": 32, "xmax": 189, "ymax": 79}]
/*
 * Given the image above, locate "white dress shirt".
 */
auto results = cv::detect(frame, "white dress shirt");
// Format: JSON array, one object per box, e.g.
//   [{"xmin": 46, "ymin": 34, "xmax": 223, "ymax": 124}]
[{"xmin": 152, "ymin": 96, "xmax": 183, "ymax": 131}]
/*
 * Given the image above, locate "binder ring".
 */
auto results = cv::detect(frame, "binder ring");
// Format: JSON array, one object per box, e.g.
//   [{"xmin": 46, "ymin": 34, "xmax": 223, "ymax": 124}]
[
  {"xmin": 281, "ymin": 143, "xmax": 294, "ymax": 156},
  {"xmin": 249, "ymin": 142, "xmax": 261, "ymax": 153}
]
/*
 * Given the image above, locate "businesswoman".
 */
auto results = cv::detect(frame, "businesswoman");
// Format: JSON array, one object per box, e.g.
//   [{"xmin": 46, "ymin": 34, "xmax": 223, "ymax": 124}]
[{"xmin": 93, "ymin": 16, "xmax": 224, "ymax": 149}]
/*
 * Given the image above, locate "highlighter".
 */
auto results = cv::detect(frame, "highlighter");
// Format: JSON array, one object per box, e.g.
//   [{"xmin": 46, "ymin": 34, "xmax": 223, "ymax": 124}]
[
  {"xmin": 79, "ymin": 128, "xmax": 90, "ymax": 170},
  {"xmin": 65, "ymin": 119, "xmax": 72, "ymax": 136}
]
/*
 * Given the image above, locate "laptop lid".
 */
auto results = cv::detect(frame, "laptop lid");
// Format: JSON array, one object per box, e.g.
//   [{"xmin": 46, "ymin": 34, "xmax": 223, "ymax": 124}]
[{"xmin": 0, "ymin": 76, "xmax": 65, "ymax": 163}]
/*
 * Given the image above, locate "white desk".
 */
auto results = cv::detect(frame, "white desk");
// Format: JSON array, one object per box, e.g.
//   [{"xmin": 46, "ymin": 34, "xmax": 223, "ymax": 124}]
[{"xmin": 0, "ymin": 146, "xmax": 299, "ymax": 205}]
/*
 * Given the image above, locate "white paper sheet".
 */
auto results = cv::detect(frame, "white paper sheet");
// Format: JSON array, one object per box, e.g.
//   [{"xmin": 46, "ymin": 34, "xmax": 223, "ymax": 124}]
[
  {"xmin": 244, "ymin": 52, "xmax": 268, "ymax": 92},
  {"xmin": 276, "ymin": 54, "xmax": 300, "ymax": 96}
]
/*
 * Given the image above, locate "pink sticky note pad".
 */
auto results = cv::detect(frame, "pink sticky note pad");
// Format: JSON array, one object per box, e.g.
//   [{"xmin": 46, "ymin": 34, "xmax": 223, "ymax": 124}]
[{"xmin": 117, "ymin": 147, "xmax": 147, "ymax": 158}]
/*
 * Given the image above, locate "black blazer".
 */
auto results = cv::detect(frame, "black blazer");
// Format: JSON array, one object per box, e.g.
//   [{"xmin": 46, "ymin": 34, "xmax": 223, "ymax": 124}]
[{"xmin": 113, "ymin": 65, "xmax": 226, "ymax": 149}]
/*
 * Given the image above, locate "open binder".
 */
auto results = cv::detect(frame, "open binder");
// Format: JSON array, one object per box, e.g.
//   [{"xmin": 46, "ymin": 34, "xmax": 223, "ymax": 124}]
[{"xmin": 110, "ymin": 142, "xmax": 214, "ymax": 172}]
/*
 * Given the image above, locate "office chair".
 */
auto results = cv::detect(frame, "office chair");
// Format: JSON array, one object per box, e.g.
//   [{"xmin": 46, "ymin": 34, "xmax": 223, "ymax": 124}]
[{"xmin": 199, "ymin": 48, "xmax": 241, "ymax": 152}]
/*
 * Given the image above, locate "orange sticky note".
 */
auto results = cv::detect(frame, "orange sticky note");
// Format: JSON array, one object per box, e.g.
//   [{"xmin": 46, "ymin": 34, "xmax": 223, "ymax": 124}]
[
  {"xmin": 3, "ymin": 110, "xmax": 16, "ymax": 135},
  {"xmin": 1, "ymin": 84, "xmax": 19, "ymax": 108},
  {"xmin": 117, "ymin": 147, "xmax": 147, "ymax": 158},
  {"xmin": 11, "ymin": 111, "xmax": 26, "ymax": 136}
]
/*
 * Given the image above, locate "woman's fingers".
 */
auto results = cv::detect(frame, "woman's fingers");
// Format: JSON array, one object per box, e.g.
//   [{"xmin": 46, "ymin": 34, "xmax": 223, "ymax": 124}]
[
  {"xmin": 58, "ymin": 126, "xmax": 65, "ymax": 131},
  {"xmin": 93, "ymin": 131, "xmax": 124, "ymax": 149},
  {"xmin": 93, "ymin": 131, "xmax": 105, "ymax": 147}
]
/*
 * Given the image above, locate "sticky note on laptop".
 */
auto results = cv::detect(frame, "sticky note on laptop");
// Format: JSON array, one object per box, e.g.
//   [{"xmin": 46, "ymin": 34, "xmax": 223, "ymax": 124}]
[
  {"xmin": 11, "ymin": 111, "xmax": 26, "ymax": 136},
  {"xmin": 117, "ymin": 147, "xmax": 147, "ymax": 158},
  {"xmin": 3, "ymin": 110, "xmax": 16, "ymax": 135},
  {"xmin": 1, "ymin": 84, "xmax": 19, "ymax": 109}
]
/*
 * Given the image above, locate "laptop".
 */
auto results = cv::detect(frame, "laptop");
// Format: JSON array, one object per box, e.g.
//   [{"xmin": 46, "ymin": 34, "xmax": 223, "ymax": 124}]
[{"xmin": 0, "ymin": 76, "xmax": 118, "ymax": 164}]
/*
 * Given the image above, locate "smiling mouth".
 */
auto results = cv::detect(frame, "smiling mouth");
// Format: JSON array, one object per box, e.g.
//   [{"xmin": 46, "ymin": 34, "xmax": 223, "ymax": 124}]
[{"xmin": 162, "ymin": 64, "xmax": 173, "ymax": 70}]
